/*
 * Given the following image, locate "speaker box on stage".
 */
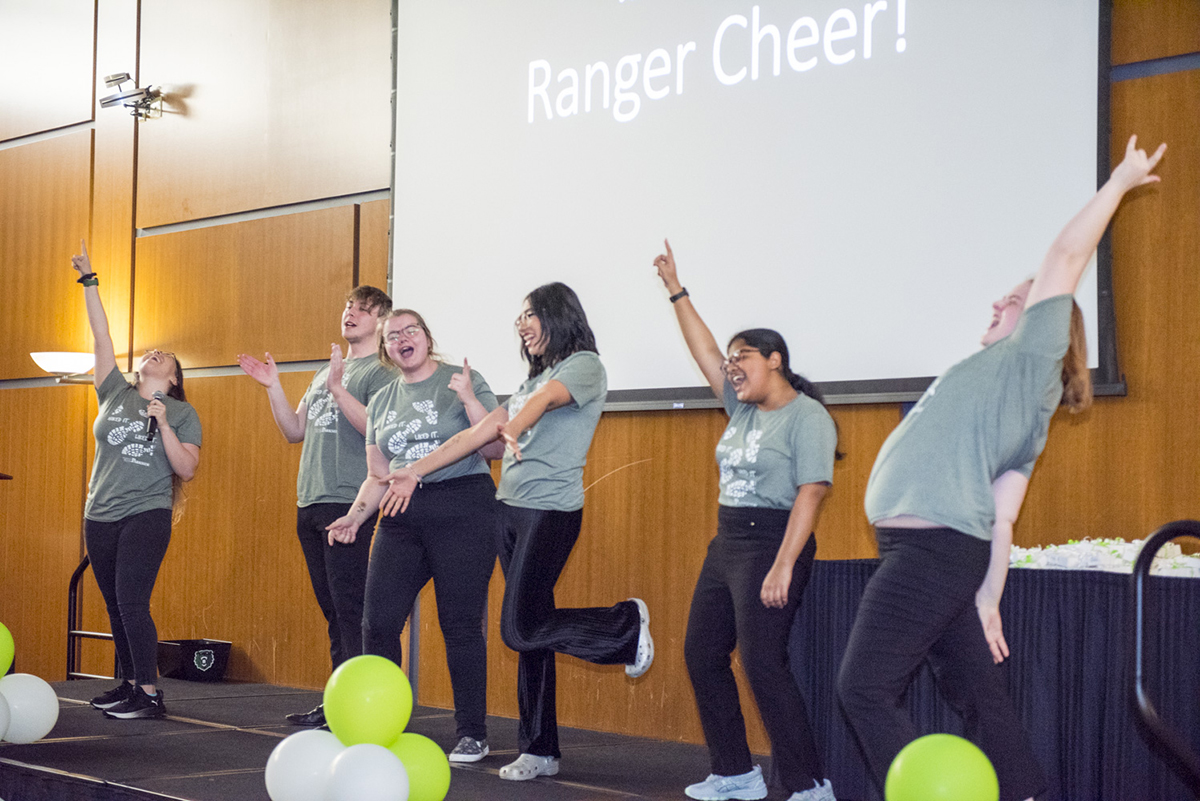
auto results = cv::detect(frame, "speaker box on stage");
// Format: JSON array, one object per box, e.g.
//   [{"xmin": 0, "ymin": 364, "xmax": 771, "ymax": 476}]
[{"xmin": 157, "ymin": 639, "xmax": 232, "ymax": 682}]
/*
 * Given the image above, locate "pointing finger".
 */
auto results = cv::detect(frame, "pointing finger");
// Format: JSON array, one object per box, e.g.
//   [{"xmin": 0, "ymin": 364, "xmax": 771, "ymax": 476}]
[
  {"xmin": 664, "ymin": 238, "xmax": 672, "ymax": 257},
  {"xmin": 463, "ymin": 357, "xmax": 470, "ymax": 375}
]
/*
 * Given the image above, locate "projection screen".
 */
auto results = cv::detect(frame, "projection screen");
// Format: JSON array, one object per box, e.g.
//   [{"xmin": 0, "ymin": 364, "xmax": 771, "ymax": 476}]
[{"xmin": 391, "ymin": 0, "xmax": 1111, "ymax": 406}]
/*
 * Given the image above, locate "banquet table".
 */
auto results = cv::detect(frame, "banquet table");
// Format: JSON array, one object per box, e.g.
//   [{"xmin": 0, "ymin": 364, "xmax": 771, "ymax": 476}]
[{"xmin": 789, "ymin": 560, "xmax": 1200, "ymax": 801}]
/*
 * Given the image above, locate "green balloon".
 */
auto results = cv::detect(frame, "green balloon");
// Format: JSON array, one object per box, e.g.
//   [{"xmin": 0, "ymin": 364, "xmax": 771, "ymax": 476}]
[
  {"xmin": 323, "ymin": 655, "xmax": 413, "ymax": 747},
  {"xmin": 389, "ymin": 733, "xmax": 451, "ymax": 801},
  {"xmin": 0, "ymin": 623, "xmax": 13, "ymax": 676},
  {"xmin": 886, "ymin": 733, "xmax": 999, "ymax": 801}
]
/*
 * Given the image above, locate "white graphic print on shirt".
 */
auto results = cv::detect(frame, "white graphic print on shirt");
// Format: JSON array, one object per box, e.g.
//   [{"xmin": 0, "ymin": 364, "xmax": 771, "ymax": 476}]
[
  {"xmin": 716, "ymin": 425, "xmax": 762, "ymax": 500},
  {"xmin": 378, "ymin": 401, "xmax": 443, "ymax": 464},
  {"xmin": 103, "ymin": 409, "xmax": 158, "ymax": 467}
]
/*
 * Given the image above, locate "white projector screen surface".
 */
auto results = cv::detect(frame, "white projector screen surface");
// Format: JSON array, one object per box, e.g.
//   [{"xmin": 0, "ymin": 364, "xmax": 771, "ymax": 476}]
[{"xmin": 392, "ymin": 0, "xmax": 1102, "ymax": 401}]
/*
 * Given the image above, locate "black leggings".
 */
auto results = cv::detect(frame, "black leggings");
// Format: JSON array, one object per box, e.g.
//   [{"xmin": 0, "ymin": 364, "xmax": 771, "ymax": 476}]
[
  {"xmin": 496, "ymin": 503, "xmax": 640, "ymax": 758},
  {"xmin": 85, "ymin": 509, "xmax": 172, "ymax": 686},
  {"xmin": 684, "ymin": 505, "xmax": 822, "ymax": 793},
  {"xmin": 837, "ymin": 527, "xmax": 1047, "ymax": 801},
  {"xmin": 362, "ymin": 473, "xmax": 497, "ymax": 741}
]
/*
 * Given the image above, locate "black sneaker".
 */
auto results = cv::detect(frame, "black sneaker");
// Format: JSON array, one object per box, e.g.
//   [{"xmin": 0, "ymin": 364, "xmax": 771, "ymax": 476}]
[
  {"xmin": 103, "ymin": 686, "xmax": 165, "ymax": 719},
  {"xmin": 285, "ymin": 703, "xmax": 325, "ymax": 727},
  {"xmin": 90, "ymin": 682, "xmax": 135, "ymax": 710}
]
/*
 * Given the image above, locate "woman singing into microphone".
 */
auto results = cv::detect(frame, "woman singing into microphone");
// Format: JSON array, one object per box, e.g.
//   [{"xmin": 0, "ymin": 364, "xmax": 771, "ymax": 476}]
[{"xmin": 72, "ymin": 241, "xmax": 203, "ymax": 720}]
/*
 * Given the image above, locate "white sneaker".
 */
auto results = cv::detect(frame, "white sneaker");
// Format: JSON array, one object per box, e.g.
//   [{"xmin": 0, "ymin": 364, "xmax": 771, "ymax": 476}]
[
  {"xmin": 787, "ymin": 778, "xmax": 837, "ymax": 801},
  {"xmin": 498, "ymin": 753, "xmax": 559, "ymax": 781},
  {"xmin": 625, "ymin": 597, "xmax": 654, "ymax": 678},
  {"xmin": 684, "ymin": 765, "xmax": 768, "ymax": 800}
]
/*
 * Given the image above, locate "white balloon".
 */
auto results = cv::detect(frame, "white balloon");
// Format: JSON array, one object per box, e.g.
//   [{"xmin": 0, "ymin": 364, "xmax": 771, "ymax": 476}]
[
  {"xmin": 0, "ymin": 674, "xmax": 58, "ymax": 744},
  {"xmin": 327, "ymin": 743, "xmax": 409, "ymax": 801},
  {"xmin": 264, "ymin": 729, "xmax": 346, "ymax": 801},
  {"xmin": 0, "ymin": 692, "xmax": 9, "ymax": 740}
]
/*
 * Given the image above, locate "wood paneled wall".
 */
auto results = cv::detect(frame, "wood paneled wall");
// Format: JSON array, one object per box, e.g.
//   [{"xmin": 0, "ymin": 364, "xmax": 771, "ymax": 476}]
[
  {"xmin": 0, "ymin": 0, "xmax": 94, "ymax": 143},
  {"xmin": 135, "ymin": 0, "xmax": 391, "ymax": 227},
  {"xmin": 133, "ymin": 208, "xmax": 357, "ymax": 368},
  {"xmin": 0, "ymin": 387, "xmax": 90, "ymax": 679},
  {"xmin": 0, "ymin": 132, "xmax": 94, "ymax": 379},
  {"xmin": 1112, "ymin": 0, "xmax": 1200, "ymax": 65}
]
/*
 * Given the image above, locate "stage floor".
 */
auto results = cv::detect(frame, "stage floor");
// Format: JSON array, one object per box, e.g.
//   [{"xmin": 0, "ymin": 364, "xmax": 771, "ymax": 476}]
[{"xmin": 0, "ymin": 678, "xmax": 788, "ymax": 801}]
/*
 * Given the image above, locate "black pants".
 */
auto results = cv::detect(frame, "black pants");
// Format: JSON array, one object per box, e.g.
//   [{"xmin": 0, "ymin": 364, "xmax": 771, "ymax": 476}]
[
  {"xmin": 837, "ymin": 527, "xmax": 1047, "ymax": 801},
  {"xmin": 296, "ymin": 502, "xmax": 374, "ymax": 670},
  {"xmin": 85, "ymin": 509, "xmax": 173, "ymax": 686},
  {"xmin": 684, "ymin": 506, "xmax": 822, "ymax": 793},
  {"xmin": 363, "ymin": 474, "xmax": 497, "ymax": 741},
  {"xmin": 496, "ymin": 503, "xmax": 640, "ymax": 757}
]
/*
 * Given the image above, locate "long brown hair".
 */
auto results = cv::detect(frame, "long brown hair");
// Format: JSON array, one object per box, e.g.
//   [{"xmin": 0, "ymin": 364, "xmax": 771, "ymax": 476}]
[
  {"xmin": 1061, "ymin": 299, "xmax": 1092, "ymax": 413},
  {"xmin": 135, "ymin": 355, "xmax": 191, "ymax": 522}
]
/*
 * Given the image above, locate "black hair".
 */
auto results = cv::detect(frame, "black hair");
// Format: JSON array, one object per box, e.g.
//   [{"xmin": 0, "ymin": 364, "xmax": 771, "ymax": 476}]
[
  {"xmin": 521, "ymin": 282, "xmax": 598, "ymax": 378},
  {"xmin": 167, "ymin": 357, "xmax": 187, "ymax": 402},
  {"xmin": 727, "ymin": 328, "xmax": 844, "ymax": 460}
]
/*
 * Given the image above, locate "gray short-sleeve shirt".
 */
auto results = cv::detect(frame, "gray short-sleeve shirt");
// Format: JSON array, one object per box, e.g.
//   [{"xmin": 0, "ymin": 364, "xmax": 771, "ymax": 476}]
[
  {"xmin": 496, "ymin": 351, "xmax": 606, "ymax": 511},
  {"xmin": 864, "ymin": 294, "xmax": 1073, "ymax": 540},
  {"xmin": 718, "ymin": 381, "xmax": 837, "ymax": 509},
  {"xmin": 366, "ymin": 362, "xmax": 498, "ymax": 482},
  {"xmin": 85, "ymin": 369, "xmax": 203, "ymax": 522},
  {"xmin": 296, "ymin": 356, "xmax": 395, "ymax": 506}
]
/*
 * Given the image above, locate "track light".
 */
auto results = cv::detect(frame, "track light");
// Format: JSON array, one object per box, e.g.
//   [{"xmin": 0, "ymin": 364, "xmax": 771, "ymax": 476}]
[
  {"xmin": 30, "ymin": 352, "xmax": 95, "ymax": 384},
  {"xmin": 99, "ymin": 72, "xmax": 161, "ymax": 120}
]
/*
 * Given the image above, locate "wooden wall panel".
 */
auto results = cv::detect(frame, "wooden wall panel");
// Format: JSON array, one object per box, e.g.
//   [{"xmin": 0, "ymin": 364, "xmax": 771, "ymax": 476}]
[
  {"xmin": 0, "ymin": 0, "xmax": 95, "ymax": 142},
  {"xmin": 135, "ymin": 0, "xmax": 391, "ymax": 227},
  {"xmin": 90, "ymin": 0, "xmax": 139, "ymax": 372},
  {"xmin": 0, "ymin": 132, "xmax": 93, "ymax": 379},
  {"xmin": 0, "ymin": 386, "xmax": 90, "ymax": 681},
  {"xmin": 358, "ymin": 199, "xmax": 391, "ymax": 294},
  {"xmin": 132, "ymin": 207, "xmax": 356, "ymax": 368},
  {"xmin": 1112, "ymin": 0, "xmax": 1200, "ymax": 66}
]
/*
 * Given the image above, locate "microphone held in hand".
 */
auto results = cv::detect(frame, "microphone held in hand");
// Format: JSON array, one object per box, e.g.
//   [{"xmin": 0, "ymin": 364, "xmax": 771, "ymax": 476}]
[{"xmin": 146, "ymin": 390, "xmax": 165, "ymax": 442}]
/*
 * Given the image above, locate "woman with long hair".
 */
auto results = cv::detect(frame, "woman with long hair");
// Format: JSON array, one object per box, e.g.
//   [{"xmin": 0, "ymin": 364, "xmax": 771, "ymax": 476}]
[
  {"xmin": 326, "ymin": 309, "xmax": 501, "ymax": 762},
  {"xmin": 654, "ymin": 241, "xmax": 839, "ymax": 801},
  {"xmin": 72, "ymin": 241, "xmax": 202, "ymax": 719},
  {"xmin": 379, "ymin": 282, "xmax": 652, "ymax": 782},
  {"xmin": 838, "ymin": 135, "xmax": 1166, "ymax": 801}
]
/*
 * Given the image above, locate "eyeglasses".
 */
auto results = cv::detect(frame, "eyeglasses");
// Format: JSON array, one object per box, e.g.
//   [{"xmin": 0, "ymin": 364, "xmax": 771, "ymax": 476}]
[
  {"xmin": 720, "ymin": 348, "xmax": 761, "ymax": 376},
  {"xmin": 514, "ymin": 309, "xmax": 538, "ymax": 328},
  {"xmin": 384, "ymin": 325, "xmax": 423, "ymax": 343}
]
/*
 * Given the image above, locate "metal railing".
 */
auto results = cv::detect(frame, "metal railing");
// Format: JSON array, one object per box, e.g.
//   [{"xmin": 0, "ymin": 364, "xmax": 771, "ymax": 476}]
[
  {"xmin": 66, "ymin": 555, "xmax": 115, "ymax": 680},
  {"xmin": 1130, "ymin": 520, "xmax": 1200, "ymax": 798}
]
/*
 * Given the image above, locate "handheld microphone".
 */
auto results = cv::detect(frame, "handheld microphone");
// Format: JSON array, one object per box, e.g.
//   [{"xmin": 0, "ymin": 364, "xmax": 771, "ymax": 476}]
[{"xmin": 146, "ymin": 390, "xmax": 165, "ymax": 442}]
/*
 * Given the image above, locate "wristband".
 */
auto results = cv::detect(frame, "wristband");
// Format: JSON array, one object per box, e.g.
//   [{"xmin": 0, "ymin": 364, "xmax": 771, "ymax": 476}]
[
  {"xmin": 77, "ymin": 272, "xmax": 98, "ymax": 285},
  {"xmin": 81, "ymin": 277, "xmax": 99, "ymax": 287},
  {"xmin": 406, "ymin": 465, "xmax": 424, "ymax": 486},
  {"xmin": 669, "ymin": 287, "xmax": 689, "ymax": 303}
]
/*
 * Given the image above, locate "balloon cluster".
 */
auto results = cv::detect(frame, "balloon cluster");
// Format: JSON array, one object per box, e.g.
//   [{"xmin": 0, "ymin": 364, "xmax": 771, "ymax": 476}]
[
  {"xmin": 0, "ymin": 622, "xmax": 60, "ymax": 745},
  {"xmin": 265, "ymin": 655, "xmax": 451, "ymax": 801},
  {"xmin": 886, "ymin": 733, "xmax": 999, "ymax": 801}
]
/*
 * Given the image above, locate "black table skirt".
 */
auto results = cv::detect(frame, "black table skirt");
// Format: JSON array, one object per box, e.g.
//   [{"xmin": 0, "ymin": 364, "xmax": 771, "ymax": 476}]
[{"xmin": 788, "ymin": 560, "xmax": 1200, "ymax": 801}]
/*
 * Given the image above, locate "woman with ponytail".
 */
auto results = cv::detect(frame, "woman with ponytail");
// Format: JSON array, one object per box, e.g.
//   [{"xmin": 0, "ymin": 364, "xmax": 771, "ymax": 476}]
[
  {"xmin": 654, "ymin": 240, "xmax": 839, "ymax": 801},
  {"xmin": 71, "ymin": 241, "xmax": 202, "ymax": 720},
  {"xmin": 838, "ymin": 135, "xmax": 1164, "ymax": 801}
]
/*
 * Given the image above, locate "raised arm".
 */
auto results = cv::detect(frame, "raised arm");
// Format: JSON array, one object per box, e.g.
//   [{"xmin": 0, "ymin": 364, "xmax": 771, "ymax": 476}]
[
  {"xmin": 653, "ymin": 239, "xmax": 726, "ymax": 398},
  {"xmin": 1026, "ymin": 135, "xmax": 1166, "ymax": 307},
  {"xmin": 71, "ymin": 241, "xmax": 118, "ymax": 387},
  {"xmin": 976, "ymin": 469, "xmax": 1029, "ymax": 664},
  {"xmin": 236, "ymin": 353, "xmax": 307, "ymax": 443},
  {"xmin": 326, "ymin": 344, "xmax": 370, "ymax": 436}
]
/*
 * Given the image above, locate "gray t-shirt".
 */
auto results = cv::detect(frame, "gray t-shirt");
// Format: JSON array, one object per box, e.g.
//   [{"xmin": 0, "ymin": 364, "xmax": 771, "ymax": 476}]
[
  {"xmin": 864, "ymin": 294, "xmax": 1072, "ymax": 540},
  {"xmin": 496, "ymin": 351, "xmax": 606, "ymax": 511},
  {"xmin": 296, "ymin": 356, "xmax": 395, "ymax": 506},
  {"xmin": 85, "ymin": 369, "xmax": 203, "ymax": 522},
  {"xmin": 366, "ymin": 362, "xmax": 498, "ymax": 482},
  {"xmin": 718, "ymin": 381, "xmax": 837, "ymax": 509}
]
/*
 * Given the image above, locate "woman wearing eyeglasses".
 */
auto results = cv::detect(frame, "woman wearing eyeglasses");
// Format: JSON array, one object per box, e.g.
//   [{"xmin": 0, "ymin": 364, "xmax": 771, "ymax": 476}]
[
  {"xmin": 71, "ymin": 241, "xmax": 203, "ymax": 720},
  {"xmin": 376, "ymin": 282, "xmax": 652, "ymax": 782},
  {"xmin": 837, "ymin": 136, "xmax": 1165, "ymax": 801},
  {"xmin": 326, "ymin": 309, "xmax": 501, "ymax": 763},
  {"xmin": 654, "ymin": 241, "xmax": 839, "ymax": 801}
]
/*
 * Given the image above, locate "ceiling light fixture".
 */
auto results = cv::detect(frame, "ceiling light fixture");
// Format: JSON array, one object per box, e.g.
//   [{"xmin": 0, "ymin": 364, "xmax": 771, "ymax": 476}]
[{"xmin": 100, "ymin": 72, "xmax": 161, "ymax": 120}]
